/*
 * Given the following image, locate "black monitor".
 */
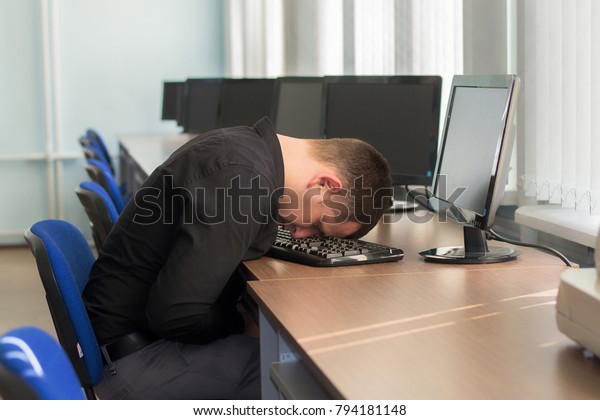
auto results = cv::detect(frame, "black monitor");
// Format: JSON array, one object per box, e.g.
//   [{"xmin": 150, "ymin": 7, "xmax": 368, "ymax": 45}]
[
  {"xmin": 161, "ymin": 81, "xmax": 184, "ymax": 122},
  {"xmin": 183, "ymin": 78, "xmax": 223, "ymax": 133},
  {"xmin": 272, "ymin": 77, "xmax": 325, "ymax": 138},
  {"xmin": 420, "ymin": 74, "xmax": 521, "ymax": 264},
  {"xmin": 323, "ymin": 75, "xmax": 442, "ymax": 210},
  {"xmin": 217, "ymin": 78, "xmax": 276, "ymax": 128}
]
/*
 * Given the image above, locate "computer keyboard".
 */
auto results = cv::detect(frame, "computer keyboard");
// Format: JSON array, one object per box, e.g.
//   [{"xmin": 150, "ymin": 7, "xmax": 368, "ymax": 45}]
[{"xmin": 267, "ymin": 227, "xmax": 404, "ymax": 267}]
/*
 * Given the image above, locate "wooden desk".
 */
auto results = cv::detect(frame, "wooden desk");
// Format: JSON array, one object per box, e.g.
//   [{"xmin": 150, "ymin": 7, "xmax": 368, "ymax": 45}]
[
  {"xmin": 117, "ymin": 133, "xmax": 600, "ymax": 399},
  {"xmin": 246, "ymin": 216, "xmax": 600, "ymax": 399}
]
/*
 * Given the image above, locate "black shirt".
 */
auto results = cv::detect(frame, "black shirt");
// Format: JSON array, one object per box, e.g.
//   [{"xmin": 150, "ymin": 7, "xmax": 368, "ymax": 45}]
[{"xmin": 83, "ymin": 118, "xmax": 284, "ymax": 345}]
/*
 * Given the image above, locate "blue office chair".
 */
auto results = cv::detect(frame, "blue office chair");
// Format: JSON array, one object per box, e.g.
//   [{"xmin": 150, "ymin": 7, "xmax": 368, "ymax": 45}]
[
  {"xmin": 24, "ymin": 220, "xmax": 103, "ymax": 399},
  {"xmin": 76, "ymin": 181, "xmax": 119, "ymax": 251},
  {"xmin": 85, "ymin": 129, "xmax": 115, "ymax": 174},
  {"xmin": 80, "ymin": 133, "xmax": 128, "ymax": 197},
  {"xmin": 82, "ymin": 140, "xmax": 111, "ymax": 167},
  {"xmin": 85, "ymin": 158, "xmax": 127, "ymax": 213},
  {"xmin": 0, "ymin": 326, "xmax": 86, "ymax": 400}
]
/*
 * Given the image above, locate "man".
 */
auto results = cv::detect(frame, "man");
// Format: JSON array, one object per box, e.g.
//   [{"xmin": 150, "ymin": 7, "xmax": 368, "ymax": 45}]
[{"xmin": 84, "ymin": 117, "xmax": 392, "ymax": 399}]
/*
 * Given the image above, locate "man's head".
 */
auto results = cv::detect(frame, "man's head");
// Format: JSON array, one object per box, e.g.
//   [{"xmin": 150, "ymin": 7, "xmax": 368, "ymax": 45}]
[
  {"xmin": 278, "ymin": 135, "xmax": 393, "ymax": 239},
  {"xmin": 309, "ymin": 138, "xmax": 393, "ymax": 238}
]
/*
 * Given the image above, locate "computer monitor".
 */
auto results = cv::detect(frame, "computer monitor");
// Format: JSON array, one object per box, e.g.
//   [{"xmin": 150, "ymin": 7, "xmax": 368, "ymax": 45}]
[
  {"xmin": 323, "ymin": 75, "xmax": 442, "ymax": 210},
  {"xmin": 420, "ymin": 74, "xmax": 521, "ymax": 264},
  {"xmin": 161, "ymin": 81, "xmax": 184, "ymax": 122},
  {"xmin": 182, "ymin": 78, "xmax": 223, "ymax": 133},
  {"xmin": 217, "ymin": 78, "xmax": 276, "ymax": 128},
  {"xmin": 272, "ymin": 77, "xmax": 325, "ymax": 138}
]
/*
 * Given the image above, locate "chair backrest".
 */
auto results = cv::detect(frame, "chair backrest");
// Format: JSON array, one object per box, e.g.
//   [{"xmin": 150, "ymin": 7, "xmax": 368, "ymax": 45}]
[
  {"xmin": 86, "ymin": 129, "xmax": 114, "ymax": 173},
  {"xmin": 24, "ymin": 219, "xmax": 103, "ymax": 399},
  {"xmin": 82, "ymin": 142, "xmax": 110, "ymax": 166},
  {"xmin": 76, "ymin": 181, "xmax": 119, "ymax": 251},
  {"xmin": 82, "ymin": 146, "xmax": 100, "ymax": 161},
  {"xmin": 85, "ymin": 158, "xmax": 125, "ymax": 212},
  {"xmin": 0, "ymin": 326, "xmax": 86, "ymax": 400}
]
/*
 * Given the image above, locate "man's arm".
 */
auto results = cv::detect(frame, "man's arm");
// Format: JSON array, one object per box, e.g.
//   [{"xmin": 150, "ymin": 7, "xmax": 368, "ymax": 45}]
[{"xmin": 144, "ymin": 169, "xmax": 271, "ymax": 344}]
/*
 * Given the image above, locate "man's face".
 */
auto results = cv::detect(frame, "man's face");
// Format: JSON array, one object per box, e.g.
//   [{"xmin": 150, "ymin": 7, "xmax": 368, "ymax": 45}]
[{"xmin": 278, "ymin": 187, "xmax": 360, "ymax": 239}]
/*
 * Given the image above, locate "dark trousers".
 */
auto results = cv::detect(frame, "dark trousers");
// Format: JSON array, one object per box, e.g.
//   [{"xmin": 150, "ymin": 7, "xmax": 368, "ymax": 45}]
[{"xmin": 94, "ymin": 334, "xmax": 260, "ymax": 399}]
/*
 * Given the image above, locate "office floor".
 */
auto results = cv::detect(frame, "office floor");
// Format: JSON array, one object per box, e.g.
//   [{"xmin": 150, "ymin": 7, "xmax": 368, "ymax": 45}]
[{"xmin": 0, "ymin": 246, "xmax": 56, "ymax": 338}]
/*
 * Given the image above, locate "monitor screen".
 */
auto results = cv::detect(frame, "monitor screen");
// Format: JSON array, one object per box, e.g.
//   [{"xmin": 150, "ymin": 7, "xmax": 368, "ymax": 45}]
[
  {"xmin": 273, "ymin": 77, "xmax": 325, "ymax": 138},
  {"xmin": 161, "ymin": 81, "xmax": 184, "ymax": 122},
  {"xmin": 421, "ymin": 74, "xmax": 521, "ymax": 264},
  {"xmin": 217, "ymin": 78, "xmax": 276, "ymax": 128},
  {"xmin": 324, "ymin": 76, "xmax": 442, "ymax": 187},
  {"xmin": 183, "ymin": 78, "xmax": 223, "ymax": 134},
  {"xmin": 435, "ymin": 86, "xmax": 510, "ymax": 216}
]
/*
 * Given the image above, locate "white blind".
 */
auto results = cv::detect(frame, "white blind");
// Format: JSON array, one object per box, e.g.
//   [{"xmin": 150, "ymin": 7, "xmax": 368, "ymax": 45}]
[
  {"xmin": 225, "ymin": 0, "xmax": 284, "ymax": 77},
  {"xmin": 519, "ymin": 0, "xmax": 600, "ymax": 214},
  {"xmin": 224, "ymin": 0, "xmax": 462, "ymax": 86}
]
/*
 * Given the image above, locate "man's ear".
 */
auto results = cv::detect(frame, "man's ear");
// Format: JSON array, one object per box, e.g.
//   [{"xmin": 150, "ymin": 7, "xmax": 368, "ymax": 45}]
[{"xmin": 308, "ymin": 173, "xmax": 343, "ymax": 191}]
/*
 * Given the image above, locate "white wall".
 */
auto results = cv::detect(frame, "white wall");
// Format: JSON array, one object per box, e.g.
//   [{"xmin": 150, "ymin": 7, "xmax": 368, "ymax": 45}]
[{"xmin": 56, "ymin": 0, "xmax": 225, "ymax": 151}]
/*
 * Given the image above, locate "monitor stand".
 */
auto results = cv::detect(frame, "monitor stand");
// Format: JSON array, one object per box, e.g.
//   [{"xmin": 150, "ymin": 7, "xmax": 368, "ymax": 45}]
[
  {"xmin": 419, "ymin": 226, "xmax": 521, "ymax": 264},
  {"xmin": 387, "ymin": 185, "xmax": 427, "ymax": 212}
]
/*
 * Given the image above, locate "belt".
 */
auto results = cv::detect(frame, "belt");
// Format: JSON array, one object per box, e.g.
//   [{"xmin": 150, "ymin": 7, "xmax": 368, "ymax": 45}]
[{"xmin": 101, "ymin": 332, "xmax": 158, "ymax": 365}]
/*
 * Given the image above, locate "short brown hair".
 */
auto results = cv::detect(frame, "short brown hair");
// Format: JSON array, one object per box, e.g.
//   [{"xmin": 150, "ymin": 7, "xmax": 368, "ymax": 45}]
[{"xmin": 308, "ymin": 138, "xmax": 393, "ymax": 238}]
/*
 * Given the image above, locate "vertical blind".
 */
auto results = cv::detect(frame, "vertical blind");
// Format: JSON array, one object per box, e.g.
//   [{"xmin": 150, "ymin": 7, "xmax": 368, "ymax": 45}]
[
  {"xmin": 519, "ymin": 0, "xmax": 600, "ymax": 214},
  {"xmin": 224, "ymin": 0, "xmax": 463, "ymax": 101}
]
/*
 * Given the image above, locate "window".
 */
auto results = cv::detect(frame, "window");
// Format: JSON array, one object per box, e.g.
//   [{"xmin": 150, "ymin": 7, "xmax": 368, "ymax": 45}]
[{"xmin": 224, "ymin": 0, "xmax": 463, "ymax": 111}]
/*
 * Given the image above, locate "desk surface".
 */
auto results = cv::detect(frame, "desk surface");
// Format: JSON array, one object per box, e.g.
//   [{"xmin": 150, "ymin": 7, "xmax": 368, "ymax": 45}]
[
  {"xmin": 249, "ymin": 268, "xmax": 600, "ymax": 399},
  {"xmin": 247, "ymin": 216, "xmax": 600, "ymax": 399}
]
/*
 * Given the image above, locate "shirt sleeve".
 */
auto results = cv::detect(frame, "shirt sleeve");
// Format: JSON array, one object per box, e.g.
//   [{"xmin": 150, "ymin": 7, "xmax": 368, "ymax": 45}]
[{"xmin": 143, "ymin": 166, "xmax": 272, "ymax": 344}]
